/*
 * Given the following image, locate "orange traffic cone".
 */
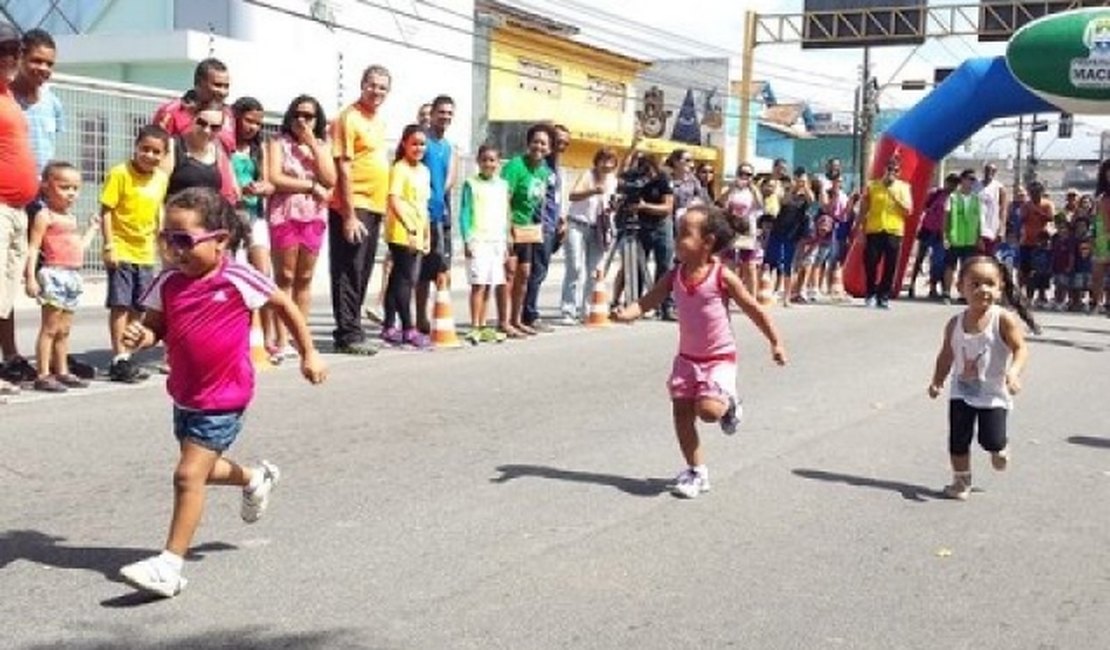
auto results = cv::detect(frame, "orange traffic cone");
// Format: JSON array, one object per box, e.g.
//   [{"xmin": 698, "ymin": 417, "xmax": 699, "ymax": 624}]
[
  {"xmin": 432, "ymin": 286, "xmax": 463, "ymax": 349},
  {"xmin": 249, "ymin": 311, "xmax": 273, "ymax": 370},
  {"xmin": 756, "ymin": 269, "xmax": 774, "ymax": 307},
  {"xmin": 586, "ymin": 278, "xmax": 612, "ymax": 328}
]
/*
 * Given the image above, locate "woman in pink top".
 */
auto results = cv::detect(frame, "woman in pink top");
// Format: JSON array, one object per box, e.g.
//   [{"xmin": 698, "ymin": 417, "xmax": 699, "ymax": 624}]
[
  {"xmin": 267, "ymin": 95, "xmax": 336, "ymax": 358},
  {"xmin": 616, "ymin": 204, "xmax": 787, "ymax": 499},
  {"xmin": 719, "ymin": 162, "xmax": 762, "ymax": 295},
  {"xmin": 117, "ymin": 188, "xmax": 326, "ymax": 599}
]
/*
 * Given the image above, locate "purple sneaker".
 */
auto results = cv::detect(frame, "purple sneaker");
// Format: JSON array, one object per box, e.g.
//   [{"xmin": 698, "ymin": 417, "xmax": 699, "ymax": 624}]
[
  {"xmin": 380, "ymin": 326, "xmax": 403, "ymax": 346},
  {"xmin": 402, "ymin": 329, "xmax": 433, "ymax": 350}
]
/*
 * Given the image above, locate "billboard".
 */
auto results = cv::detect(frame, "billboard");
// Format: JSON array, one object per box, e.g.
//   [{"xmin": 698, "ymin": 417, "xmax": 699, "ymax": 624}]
[
  {"xmin": 802, "ymin": 0, "xmax": 926, "ymax": 49},
  {"xmin": 979, "ymin": 0, "xmax": 1110, "ymax": 42}
]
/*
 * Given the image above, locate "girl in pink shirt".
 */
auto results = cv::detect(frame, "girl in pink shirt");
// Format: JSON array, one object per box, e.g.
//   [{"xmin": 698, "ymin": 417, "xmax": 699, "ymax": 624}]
[
  {"xmin": 616, "ymin": 205, "xmax": 787, "ymax": 499},
  {"xmin": 117, "ymin": 187, "xmax": 326, "ymax": 598}
]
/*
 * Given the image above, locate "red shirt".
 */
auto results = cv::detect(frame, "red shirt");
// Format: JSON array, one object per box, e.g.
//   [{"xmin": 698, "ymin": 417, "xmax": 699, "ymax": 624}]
[
  {"xmin": 153, "ymin": 98, "xmax": 236, "ymax": 154},
  {"xmin": 0, "ymin": 88, "xmax": 40, "ymax": 207}
]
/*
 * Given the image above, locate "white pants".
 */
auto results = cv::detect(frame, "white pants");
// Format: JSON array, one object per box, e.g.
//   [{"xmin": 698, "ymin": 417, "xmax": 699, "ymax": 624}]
[{"xmin": 560, "ymin": 220, "xmax": 605, "ymax": 319}]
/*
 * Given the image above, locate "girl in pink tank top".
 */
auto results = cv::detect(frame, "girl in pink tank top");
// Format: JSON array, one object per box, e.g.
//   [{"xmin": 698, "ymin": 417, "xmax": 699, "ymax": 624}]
[
  {"xmin": 24, "ymin": 162, "xmax": 100, "ymax": 393},
  {"xmin": 616, "ymin": 204, "xmax": 787, "ymax": 499}
]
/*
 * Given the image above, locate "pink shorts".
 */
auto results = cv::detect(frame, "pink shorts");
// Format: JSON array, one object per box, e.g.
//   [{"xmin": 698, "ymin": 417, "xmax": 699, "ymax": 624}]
[
  {"xmin": 270, "ymin": 219, "xmax": 326, "ymax": 254},
  {"xmin": 667, "ymin": 355, "xmax": 737, "ymax": 403}
]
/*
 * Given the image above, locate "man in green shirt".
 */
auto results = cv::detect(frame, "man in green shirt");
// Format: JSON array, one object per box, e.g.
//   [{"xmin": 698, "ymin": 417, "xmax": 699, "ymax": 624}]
[{"xmin": 943, "ymin": 169, "xmax": 981, "ymax": 301}]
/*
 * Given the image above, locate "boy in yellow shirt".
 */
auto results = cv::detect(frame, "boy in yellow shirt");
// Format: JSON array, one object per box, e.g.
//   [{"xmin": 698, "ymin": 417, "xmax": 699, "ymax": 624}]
[{"xmin": 99, "ymin": 125, "xmax": 170, "ymax": 382}]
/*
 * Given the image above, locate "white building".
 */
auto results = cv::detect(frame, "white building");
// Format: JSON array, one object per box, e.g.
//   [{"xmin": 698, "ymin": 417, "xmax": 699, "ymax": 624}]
[{"xmin": 23, "ymin": 0, "xmax": 476, "ymax": 147}]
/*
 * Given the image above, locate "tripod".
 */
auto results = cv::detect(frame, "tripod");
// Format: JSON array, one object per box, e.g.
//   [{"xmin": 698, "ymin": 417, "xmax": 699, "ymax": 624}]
[{"xmin": 599, "ymin": 214, "xmax": 653, "ymax": 309}]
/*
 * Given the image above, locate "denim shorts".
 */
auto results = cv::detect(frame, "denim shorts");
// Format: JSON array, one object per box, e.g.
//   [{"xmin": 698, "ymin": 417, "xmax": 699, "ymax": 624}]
[
  {"xmin": 37, "ymin": 266, "xmax": 83, "ymax": 312},
  {"xmin": 173, "ymin": 406, "xmax": 245, "ymax": 452}
]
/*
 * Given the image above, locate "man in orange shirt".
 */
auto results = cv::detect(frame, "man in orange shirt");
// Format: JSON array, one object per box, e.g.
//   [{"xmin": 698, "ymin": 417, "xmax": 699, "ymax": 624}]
[
  {"xmin": 0, "ymin": 23, "xmax": 45, "ymax": 393},
  {"xmin": 1017, "ymin": 180, "xmax": 1055, "ymax": 291},
  {"xmin": 328, "ymin": 64, "xmax": 392, "ymax": 355}
]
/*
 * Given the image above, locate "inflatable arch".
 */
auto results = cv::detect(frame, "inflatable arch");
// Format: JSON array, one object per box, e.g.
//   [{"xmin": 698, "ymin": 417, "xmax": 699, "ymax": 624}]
[{"xmin": 842, "ymin": 55, "xmax": 1058, "ymax": 297}]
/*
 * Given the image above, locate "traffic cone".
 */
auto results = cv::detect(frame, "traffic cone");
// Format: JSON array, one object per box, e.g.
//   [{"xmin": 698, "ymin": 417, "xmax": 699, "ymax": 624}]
[
  {"xmin": 586, "ymin": 278, "xmax": 612, "ymax": 328},
  {"xmin": 756, "ymin": 269, "xmax": 774, "ymax": 307},
  {"xmin": 249, "ymin": 311, "xmax": 273, "ymax": 370},
  {"xmin": 432, "ymin": 286, "xmax": 463, "ymax": 349}
]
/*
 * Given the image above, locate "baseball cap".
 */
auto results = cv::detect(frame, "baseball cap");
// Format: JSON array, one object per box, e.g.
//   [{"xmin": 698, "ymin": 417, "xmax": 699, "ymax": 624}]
[{"xmin": 0, "ymin": 23, "xmax": 19, "ymax": 45}]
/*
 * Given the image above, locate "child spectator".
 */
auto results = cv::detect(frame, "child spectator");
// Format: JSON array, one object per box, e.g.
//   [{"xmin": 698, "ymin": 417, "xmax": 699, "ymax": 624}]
[
  {"xmin": 615, "ymin": 205, "xmax": 786, "ymax": 499},
  {"xmin": 380, "ymin": 125, "xmax": 431, "ymax": 349},
  {"xmin": 99, "ymin": 125, "xmax": 170, "ymax": 383},
  {"xmin": 23, "ymin": 162, "xmax": 97, "ymax": 392},
  {"xmin": 798, "ymin": 210, "xmax": 834, "ymax": 302},
  {"xmin": 460, "ymin": 144, "xmax": 512, "ymax": 343},
  {"xmin": 1049, "ymin": 222, "xmax": 1074, "ymax": 310},
  {"xmin": 928, "ymin": 255, "xmax": 1033, "ymax": 500},
  {"xmin": 1073, "ymin": 236, "xmax": 1094, "ymax": 312},
  {"xmin": 117, "ymin": 187, "xmax": 325, "ymax": 598}
]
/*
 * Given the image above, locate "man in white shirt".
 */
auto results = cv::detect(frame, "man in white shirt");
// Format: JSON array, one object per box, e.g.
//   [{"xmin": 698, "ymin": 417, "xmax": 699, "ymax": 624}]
[{"xmin": 977, "ymin": 163, "xmax": 1008, "ymax": 255}]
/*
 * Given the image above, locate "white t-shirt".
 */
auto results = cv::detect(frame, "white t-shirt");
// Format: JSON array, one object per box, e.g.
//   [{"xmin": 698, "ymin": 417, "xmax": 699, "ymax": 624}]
[
  {"xmin": 978, "ymin": 179, "xmax": 1004, "ymax": 240},
  {"xmin": 567, "ymin": 170, "xmax": 617, "ymax": 226}
]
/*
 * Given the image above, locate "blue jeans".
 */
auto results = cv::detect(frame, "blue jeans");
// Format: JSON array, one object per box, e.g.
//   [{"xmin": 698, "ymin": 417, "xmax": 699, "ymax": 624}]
[
  {"xmin": 637, "ymin": 219, "xmax": 675, "ymax": 310},
  {"xmin": 524, "ymin": 228, "xmax": 558, "ymax": 324},
  {"xmin": 560, "ymin": 220, "xmax": 605, "ymax": 319}
]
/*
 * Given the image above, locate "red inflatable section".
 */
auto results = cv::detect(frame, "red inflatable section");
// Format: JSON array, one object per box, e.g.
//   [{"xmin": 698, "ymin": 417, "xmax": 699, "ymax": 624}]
[{"xmin": 842, "ymin": 135, "xmax": 937, "ymax": 297}]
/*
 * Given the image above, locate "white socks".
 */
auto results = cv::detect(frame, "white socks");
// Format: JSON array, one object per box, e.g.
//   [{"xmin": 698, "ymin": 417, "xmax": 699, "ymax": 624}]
[
  {"xmin": 158, "ymin": 550, "xmax": 184, "ymax": 572},
  {"xmin": 246, "ymin": 467, "xmax": 264, "ymax": 492}
]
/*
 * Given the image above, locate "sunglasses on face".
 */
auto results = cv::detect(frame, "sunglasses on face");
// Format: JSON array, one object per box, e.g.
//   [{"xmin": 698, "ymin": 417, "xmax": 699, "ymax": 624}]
[
  {"xmin": 160, "ymin": 229, "xmax": 226, "ymax": 250},
  {"xmin": 194, "ymin": 117, "xmax": 223, "ymax": 132},
  {"xmin": 294, "ymin": 110, "xmax": 317, "ymax": 121}
]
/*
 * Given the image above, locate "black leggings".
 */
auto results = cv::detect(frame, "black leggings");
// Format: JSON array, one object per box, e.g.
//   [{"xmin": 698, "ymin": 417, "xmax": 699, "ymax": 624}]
[
  {"xmin": 863, "ymin": 232, "xmax": 902, "ymax": 300},
  {"xmin": 385, "ymin": 243, "xmax": 422, "ymax": 331},
  {"xmin": 948, "ymin": 399, "xmax": 1008, "ymax": 455}
]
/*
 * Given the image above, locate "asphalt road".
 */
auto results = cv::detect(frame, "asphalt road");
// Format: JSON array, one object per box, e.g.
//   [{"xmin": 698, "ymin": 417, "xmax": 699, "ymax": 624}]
[{"xmin": 2, "ymin": 293, "xmax": 1109, "ymax": 649}]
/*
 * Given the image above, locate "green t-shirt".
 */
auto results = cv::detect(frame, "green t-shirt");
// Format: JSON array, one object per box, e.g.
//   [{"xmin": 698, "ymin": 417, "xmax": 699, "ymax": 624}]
[
  {"xmin": 946, "ymin": 192, "xmax": 981, "ymax": 247},
  {"xmin": 231, "ymin": 150, "xmax": 261, "ymax": 219},
  {"xmin": 500, "ymin": 154, "xmax": 551, "ymax": 227}
]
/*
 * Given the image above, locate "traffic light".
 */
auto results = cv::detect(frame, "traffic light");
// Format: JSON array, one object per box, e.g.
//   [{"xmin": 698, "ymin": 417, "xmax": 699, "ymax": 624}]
[{"xmin": 1058, "ymin": 112, "xmax": 1074, "ymax": 139}]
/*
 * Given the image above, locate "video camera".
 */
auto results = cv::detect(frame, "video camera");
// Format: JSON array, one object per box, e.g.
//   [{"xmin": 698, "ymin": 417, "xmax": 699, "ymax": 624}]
[{"xmin": 611, "ymin": 169, "xmax": 651, "ymax": 229}]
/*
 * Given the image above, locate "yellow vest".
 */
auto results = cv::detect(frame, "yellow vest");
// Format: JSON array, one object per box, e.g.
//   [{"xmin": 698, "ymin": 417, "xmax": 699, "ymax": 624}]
[{"xmin": 864, "ymin": 179, "xmax": 912, "ymax": 235}]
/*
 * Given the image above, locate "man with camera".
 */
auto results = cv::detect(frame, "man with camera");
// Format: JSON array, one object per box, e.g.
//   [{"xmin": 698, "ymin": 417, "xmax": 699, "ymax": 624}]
[{"xmin": 613, "ymin": 133, "xmax": 675, "ymax": 318}]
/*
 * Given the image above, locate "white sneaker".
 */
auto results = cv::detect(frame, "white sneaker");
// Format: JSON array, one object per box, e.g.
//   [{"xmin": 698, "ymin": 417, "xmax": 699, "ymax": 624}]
[
  {"xmin": 119, "ymin": 555, "xmax": 187, "ymax": 598},
  {"xmin": 671, "ymin": 467, "xmax": 711, "ymax": 499},
  {"xmin": 559, "ymin": 314, "xmax": 578, "ymax": 326},
  {"xmin": 241, "ymin": 460, "xmax": 281, "ymax": 523},
  {"xmin": 943, "ymin": 473, "xmax": 972, "ymax": 501},
  {"xmin": 991, "ymin": 447, "xmax": 1010, "ymax": 471},
  {"xmin": 720, "ymin": 396, "xmax": 743, "ymax": 435}
]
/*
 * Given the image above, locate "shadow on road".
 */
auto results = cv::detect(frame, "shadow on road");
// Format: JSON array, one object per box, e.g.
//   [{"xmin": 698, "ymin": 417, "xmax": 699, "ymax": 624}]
[
  {"xmin": 491, "ymin": 464, "xmax": 670, "ymax": 497},
  {"xmin": 0, "ymin": 529, "xmax": 236, "ymax": 589},
  {"xmin": 792, "ymin": 469, "xmax": 943, "ymax": 502},
  {"xmin": 19, "ymin": 626, "xmax": 368, "ymax": 649},
  {"xmin": 1067, "ymin": 435, "xmax": 1110, "ymax": 449},
  {"xmin": 1038, "ymin": 323, "xmax": 1110, "ymax": 336},
  {"xmin": 1027, "ymin": 336, "xmax": 1106, "ymax": 353}
]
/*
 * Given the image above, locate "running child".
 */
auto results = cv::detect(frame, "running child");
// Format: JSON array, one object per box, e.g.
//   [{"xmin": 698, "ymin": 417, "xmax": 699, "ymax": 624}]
[
  {"xmin": 459, "ymin": 144, "xmax": 512, "ymax": 344},
  {"xmin": 928, "ymin": 255, "xmax": 1034, "ymax": 501},
  {"xmin": 615, "ymin": 205, "xmax": 787, "ymax": 499},
  {"xmin": 23, "ymin": 162, "xmax": 99, "ymax": 392},
  {"xmin": 100, "ymin": 124, "xmax": 170, "ymax": 383},
  {"xmin": 380, "ymin": 124, "xmax": 432, "ymax": 349},
  {"xmin": 118, "ymin": 187, "xmax": 326, "ymax": 598}
]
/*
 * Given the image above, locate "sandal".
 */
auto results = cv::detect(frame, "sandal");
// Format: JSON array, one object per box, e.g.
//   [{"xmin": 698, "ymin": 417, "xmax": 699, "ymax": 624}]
[
  {"xmin": 33, "ymin": 376, "xmax": 67, "ymax": 393},
  {"xmin": 55, "ymin": 373, "xmax": 89, "ymax": 389}
]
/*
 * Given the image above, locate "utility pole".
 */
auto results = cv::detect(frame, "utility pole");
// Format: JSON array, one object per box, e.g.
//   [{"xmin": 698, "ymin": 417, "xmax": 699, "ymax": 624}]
[
  {"xmin": 1014, "ymin": 115, "xmax": 1024, "ymax": 194},
  {"xmin": 737, "ymin": 10, "xmax": 757, "ymax": 164},
  {"xmin": 1026, "ymin": 112, "xmax": 1039, "ymax": 186},
  {"xmin": 858, "ymin": 46, "xmax": 874, "ymax": 185}
]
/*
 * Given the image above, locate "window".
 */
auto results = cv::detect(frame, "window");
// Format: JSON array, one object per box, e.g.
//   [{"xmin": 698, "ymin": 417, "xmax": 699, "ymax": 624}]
[
  {"xmin": 517, "ymin": 58, "xmax": 561, "ymax": 98},
  {"xmin": 587, "ymin": 75, "xmax": 625, "ymax": 111},
  {"xmin": 78, "ymin": 114, "xmax": 106, "ymax": 182}
]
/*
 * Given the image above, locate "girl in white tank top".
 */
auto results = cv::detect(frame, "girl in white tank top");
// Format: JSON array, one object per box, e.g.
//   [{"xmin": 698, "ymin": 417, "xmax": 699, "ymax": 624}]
[{"xmin": 928, "ymin": 255, "xmax": 1036, "ymax": 500}]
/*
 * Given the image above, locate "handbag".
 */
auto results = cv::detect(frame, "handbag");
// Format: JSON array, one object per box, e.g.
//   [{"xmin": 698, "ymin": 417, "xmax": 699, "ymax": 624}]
[{"xmin": 511, "ymin": 224, "xmax": 543, "ymax": 244}]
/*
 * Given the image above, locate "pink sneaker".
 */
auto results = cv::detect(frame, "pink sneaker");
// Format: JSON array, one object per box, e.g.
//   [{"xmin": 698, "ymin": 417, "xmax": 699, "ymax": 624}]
[{"xmin": 403, "ymin": 329, "xmax": 433, "ymax": 350}]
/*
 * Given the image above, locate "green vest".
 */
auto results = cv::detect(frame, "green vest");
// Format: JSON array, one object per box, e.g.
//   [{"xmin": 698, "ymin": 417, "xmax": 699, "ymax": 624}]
[{"xmin": 946, "ymin": 193, "xmax": 981, "ymax": 247}]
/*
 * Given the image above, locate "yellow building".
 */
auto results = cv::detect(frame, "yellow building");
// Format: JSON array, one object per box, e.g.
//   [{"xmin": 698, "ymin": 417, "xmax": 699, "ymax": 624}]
[{"xmin": 477, "ymin": 1, "xmax": 718, "ymax": 173}]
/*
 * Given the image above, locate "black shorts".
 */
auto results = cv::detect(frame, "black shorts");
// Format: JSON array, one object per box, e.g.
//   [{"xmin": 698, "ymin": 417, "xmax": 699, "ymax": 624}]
[
  {"xmin": 106, "ymin": 262, "xmax": 155, "ymax": 310},
  {"xmin": 418, "ymin": 222, "xmax": 452, "ymax": 283},
  {"xmin": 512, "ymin": 242, "xmax": 539, "ymax": 266},
  {"xmin": 948, "ymin": 399, "xmax": 1008, "ymax": 456},
  {"xmin": 1018, "ymin": 245, "xmax": 1037, "ymax": 277},
  {"xmin": 945, "ymin": 245, "xmax": 977, "ymax": 269}
]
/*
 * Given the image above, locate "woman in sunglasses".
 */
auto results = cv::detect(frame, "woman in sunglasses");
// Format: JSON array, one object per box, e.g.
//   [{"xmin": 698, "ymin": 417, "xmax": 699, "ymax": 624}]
[
  {"xmin": 161, "ymin": 99, "xmax": 238, "ymax": 204},
  {"xmin": 719, "ymin": 163, "xmax": 763, "ymax": 295},
  {"xmin": 266, "ymin": 95, "xmax": 335, "ymax": 359}
]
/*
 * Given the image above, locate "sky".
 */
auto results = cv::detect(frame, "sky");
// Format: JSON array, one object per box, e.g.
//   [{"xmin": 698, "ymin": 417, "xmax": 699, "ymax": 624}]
[{"xmin": 501, "ymin": 0, "xmax": 1109, "ymax": 161}]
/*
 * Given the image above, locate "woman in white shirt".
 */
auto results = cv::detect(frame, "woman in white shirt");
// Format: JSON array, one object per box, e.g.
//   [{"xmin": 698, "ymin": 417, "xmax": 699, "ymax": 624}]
[{"xmin": 560, "ymin": 148, "xmax": 618, "ymax": 323}]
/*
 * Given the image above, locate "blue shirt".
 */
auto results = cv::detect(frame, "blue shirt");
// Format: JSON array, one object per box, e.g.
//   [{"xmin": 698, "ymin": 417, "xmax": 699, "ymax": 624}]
[
  {"xmin": 422, "ymin": 132, "xmax": 452, "ymax": 224},
  {"xmin": 18, "ymin": 85, "xmax": 64, "ymax": 174},
  {"xmin": 541, "ymin": 158, "xmax": 563, "ymax": 232}
]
